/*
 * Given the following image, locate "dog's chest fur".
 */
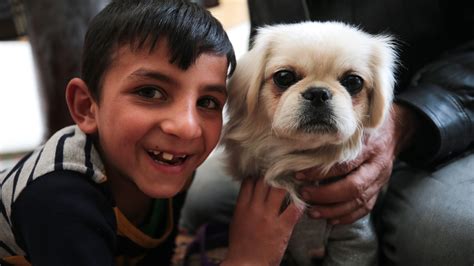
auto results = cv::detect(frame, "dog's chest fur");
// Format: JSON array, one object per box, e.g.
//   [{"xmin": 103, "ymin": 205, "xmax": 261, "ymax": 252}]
[{"xmin": 224, "ymin": 126, "xmax": 363, "ymax": 208}]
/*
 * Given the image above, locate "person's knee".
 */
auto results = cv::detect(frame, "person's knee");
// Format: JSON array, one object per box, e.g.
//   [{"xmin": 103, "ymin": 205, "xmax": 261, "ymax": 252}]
[
  {"xmin": 378, "ymin": 161, "xmax": 474, "ymax": 265},
  {"xmin": 380, "ymin": 199, "xmax": 474, "ymax": 264}
]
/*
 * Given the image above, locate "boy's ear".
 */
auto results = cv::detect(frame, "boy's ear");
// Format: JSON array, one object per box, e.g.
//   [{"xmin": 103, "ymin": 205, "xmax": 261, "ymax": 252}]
[{"xmin": 65, "ymin": 78, "xmax": 98, "ymax": 134}]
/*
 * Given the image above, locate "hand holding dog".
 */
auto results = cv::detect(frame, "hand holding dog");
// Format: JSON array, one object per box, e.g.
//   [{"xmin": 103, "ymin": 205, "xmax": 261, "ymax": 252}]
[
  {"xmin": 299, "ymin": 104, "xmax": 416, "ymax": 224},
  {"xmin": 223, "ymin": 178, "xmax": 303, "ymax": 266}
]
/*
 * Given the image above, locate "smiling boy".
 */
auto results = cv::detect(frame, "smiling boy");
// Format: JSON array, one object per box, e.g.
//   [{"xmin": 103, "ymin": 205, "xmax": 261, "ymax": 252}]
[
  {"xmin": 0, "ymin": 0, "xmax": 301, "ymax": 265},
  {"xmin": 78, "ymin": 40, "xmax": 229, "ymax": 222}
]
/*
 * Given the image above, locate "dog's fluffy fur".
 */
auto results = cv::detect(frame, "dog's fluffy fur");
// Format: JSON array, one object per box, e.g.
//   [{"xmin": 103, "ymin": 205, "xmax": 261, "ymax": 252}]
[{"xmin": 222, "ymin": 21, "xmax": 397, "ymax": 209}]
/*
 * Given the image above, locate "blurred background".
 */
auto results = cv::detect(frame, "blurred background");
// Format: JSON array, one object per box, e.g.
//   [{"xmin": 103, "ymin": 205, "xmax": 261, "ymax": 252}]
[{"xmin": 0, "ymin": 0, "xmax": 250, "ymax": 169}]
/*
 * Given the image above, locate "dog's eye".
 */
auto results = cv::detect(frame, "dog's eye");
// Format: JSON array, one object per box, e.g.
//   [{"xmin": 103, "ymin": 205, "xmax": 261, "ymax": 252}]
[
  {"xmin": 273, "ymin": 70, "xmax": 298, "ymax": 89},
  {"xmin": 340, "ymin": 74, "xmax": 364, "ymax": 95}
]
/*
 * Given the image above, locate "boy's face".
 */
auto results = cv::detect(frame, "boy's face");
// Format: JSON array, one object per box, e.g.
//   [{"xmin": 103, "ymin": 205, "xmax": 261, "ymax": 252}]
[{"xmin": 92, "ymin": 40, "xmax": 228, "ymax": 198}]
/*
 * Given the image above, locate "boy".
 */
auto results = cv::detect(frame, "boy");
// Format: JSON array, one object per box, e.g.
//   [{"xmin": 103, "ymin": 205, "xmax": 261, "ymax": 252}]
[{"xmin": 0, "ymin": 0, "xmax": 301, "ymax": 265}]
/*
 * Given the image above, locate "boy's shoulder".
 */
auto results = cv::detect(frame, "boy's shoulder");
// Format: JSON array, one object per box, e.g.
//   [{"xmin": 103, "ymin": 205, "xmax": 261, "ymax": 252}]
[
  {"xmin": 1, "ymin": 125, "xmax": 107, "ymax": 214},
  {"xmin": 0, "ymin": 126, "xmax": 112, "ymax": 259},
  {"xmin": 13, "ymin": 169, "xmax": 114, "ymax": 220}
]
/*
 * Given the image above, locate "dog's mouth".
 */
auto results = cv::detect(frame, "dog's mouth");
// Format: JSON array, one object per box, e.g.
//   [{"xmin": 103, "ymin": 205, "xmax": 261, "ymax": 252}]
[
  {"xmin": 297, "ymin": 105, "xmax": 338, "ymax": 134},
  {"xmin": 298, "ymin": 116, "xmax": 338, "ymax": 134},
  {"xmin": 147, "ymin": 150, "xmax": 188, "ymax": 166}
]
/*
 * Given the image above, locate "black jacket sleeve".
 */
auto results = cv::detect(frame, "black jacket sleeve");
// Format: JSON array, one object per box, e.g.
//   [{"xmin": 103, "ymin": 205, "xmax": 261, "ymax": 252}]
[
  {"xmin": 11, "ymin": 171, "xmax": 117, "ymax": 266},
  {"xmin": 397, "ymin": 42, "xmax": 474, "ymax": 166}
]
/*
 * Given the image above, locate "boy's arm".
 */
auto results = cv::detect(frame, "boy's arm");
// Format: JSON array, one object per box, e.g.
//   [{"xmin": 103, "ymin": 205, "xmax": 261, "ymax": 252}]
[{"xmin": 11, "ymin": 171, "xmax": 116, "ymax": 266}]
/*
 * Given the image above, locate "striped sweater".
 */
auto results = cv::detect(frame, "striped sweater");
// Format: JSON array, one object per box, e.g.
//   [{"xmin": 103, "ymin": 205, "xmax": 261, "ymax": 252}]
[{"xmin": 0, "ymin": 125, "xmax": 107, "ymax": 258}]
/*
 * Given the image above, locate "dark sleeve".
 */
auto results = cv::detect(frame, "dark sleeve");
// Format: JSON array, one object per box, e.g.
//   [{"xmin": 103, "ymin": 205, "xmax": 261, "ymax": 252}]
[
  {"xmin": 396, "ymin": 42, "xmax": 474, "ymax": 166},
  {"xmin": 11, "ymin": 171, "xmax": 117, "ymax": 266}
]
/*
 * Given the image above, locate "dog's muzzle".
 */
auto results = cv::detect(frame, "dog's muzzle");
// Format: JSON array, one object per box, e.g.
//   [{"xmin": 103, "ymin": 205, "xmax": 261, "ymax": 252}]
[{"xmin": 298, "ymin": 87, "xmax": 337, "ymax": 133}]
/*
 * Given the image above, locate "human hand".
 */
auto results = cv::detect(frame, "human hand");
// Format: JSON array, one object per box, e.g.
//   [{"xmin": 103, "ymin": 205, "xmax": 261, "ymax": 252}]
[
  {"xmin": 298, "ymin": 104, "xmax": 416, "ymax": 225},
  {"xmin": 222, "ymin": 178, "xmax": 303, "ymax": 266}
]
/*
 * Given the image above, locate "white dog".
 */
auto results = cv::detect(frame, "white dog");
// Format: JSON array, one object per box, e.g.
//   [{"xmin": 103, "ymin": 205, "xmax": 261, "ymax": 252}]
[{"xmin": 222, "ymin": 21, "xmax": 397, "ymax": 265}]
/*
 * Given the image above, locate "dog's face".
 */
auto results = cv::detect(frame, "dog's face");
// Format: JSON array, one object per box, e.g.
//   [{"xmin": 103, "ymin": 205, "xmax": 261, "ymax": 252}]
[{"xmin": 226, "ymin": 22, "xmax": 396, "ymax": 148}]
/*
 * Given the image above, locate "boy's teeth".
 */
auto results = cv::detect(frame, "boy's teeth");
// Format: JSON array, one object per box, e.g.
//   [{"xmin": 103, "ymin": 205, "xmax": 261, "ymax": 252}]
[
  {"xmin": 148, "ymin": 149, "xmax": 187, "ymax": 164},
  {"xmin": 162, "ymin": 152, "xmax": 174, "ymax": 161}
]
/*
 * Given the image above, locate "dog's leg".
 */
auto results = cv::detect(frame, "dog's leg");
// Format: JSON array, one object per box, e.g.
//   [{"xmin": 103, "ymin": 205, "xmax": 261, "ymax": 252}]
[{"xmin": 287, "ymin": 216, "xmax": 330, "ymax": 266}]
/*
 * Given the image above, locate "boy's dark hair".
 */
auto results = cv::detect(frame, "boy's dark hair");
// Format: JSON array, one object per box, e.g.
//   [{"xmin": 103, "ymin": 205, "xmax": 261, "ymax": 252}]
[{"xmin": 82, "ymin": 0, "xmax": 236, "ymax": 100}]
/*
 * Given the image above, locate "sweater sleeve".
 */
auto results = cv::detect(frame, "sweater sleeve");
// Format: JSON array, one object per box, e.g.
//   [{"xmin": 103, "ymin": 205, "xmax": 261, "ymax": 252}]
[
  {"xmin": 396, "ymin": 41, "xmax": 474, "ymax": 167},
  {"xmin": 10, "ymin": 170, "xmax": 117, "ymax": 266}
]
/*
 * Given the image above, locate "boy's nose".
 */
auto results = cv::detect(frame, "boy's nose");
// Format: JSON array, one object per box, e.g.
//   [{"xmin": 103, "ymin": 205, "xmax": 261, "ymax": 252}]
[{"xmin": 161, "ymin": 105, "xmax": 202, "ymax": 139}]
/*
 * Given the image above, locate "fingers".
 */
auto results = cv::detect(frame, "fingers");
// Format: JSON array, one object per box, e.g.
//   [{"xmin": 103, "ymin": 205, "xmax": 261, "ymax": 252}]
[
  {"xmin": 328, "ymin": 195, "xmax": 378, "ymax": 225},
  {"xmin": 301, "ymin": 155, "xmax": 392, "ymax": 223},
  {"xmin": 280, "ymin": 201, "xmax": 303, "ymax": 227},
  {"xmin": 237, "ymin": 177, "xmax": 289, "ymax": 214},
  {"xmin": 301, "ymin": 159, "xmax": 380, "ymax": 204},
  {"xmin": 243, "ymin": 177, "xmax": 302, "ymax": 221},
  {"xmin": 235, "ymin": 178, "xmax": 255, "ymax": 207},
  {"xmin": 300, "ymin": 175, "xmax": 364, "ymax": 204},
  {"xmin": 265, "ymin": 186, "xmax": 288, "ymax": 214},
  {"xmin": 307, "ymin": 190, "xmax": 379, "ymax": 222},
  {"xmin": 307, "ymin": 198, "xmax": 360, "ymax": 220},
  {"xmin": 226, "ymin": 179, "xmax": 302, "ymax": 266},
  {"xmin": 253, "ymin": 176, "xmax": 271, "ymax": 203}
]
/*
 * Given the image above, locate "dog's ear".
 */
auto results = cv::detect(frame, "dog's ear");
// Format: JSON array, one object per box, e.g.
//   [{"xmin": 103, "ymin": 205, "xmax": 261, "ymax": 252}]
[
  {"xmin": 367, "ymin": 36, "xmax": 397, "ymax": 128},
  {"xmin": 227, "ymin": 28, "xmax": 273, "ymax": 117}
]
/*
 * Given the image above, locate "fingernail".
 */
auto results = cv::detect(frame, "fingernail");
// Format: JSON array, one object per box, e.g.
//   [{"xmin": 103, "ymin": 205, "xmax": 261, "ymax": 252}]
[
  {"xmin": 310, "ymin": 210, "xmax": 321, "ymax": 218},
  {"xmin": 295, "ymin": 172, "xmax": 305, "ymax": 180}
]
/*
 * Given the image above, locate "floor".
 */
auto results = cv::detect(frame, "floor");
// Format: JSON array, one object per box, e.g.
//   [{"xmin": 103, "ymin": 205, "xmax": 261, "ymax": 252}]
[{"xmin": 0, "ymin": 0, "xmax": 250, "ymax": 169}]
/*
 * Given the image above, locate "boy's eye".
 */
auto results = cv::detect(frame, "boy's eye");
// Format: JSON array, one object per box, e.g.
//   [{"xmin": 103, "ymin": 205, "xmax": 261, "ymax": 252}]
[
  {"xmin": 136, "ymin": 86, "xmax": 165, "ymax": 99},
  {"xmin": 198, "ymin": 97, "xmax": 221, "ymax": 110}
]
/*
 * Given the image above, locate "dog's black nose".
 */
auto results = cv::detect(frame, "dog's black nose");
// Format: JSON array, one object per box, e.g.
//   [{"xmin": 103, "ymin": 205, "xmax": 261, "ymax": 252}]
[{"xmin": 301, "ymin": 87, "xmax": 332, "ymax": 106}]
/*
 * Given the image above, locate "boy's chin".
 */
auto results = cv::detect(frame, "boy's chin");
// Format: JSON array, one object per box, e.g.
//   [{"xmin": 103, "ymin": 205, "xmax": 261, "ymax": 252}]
[{"xmin": 139, "ymin": 178, "xmax": 189, "ymax": 199}]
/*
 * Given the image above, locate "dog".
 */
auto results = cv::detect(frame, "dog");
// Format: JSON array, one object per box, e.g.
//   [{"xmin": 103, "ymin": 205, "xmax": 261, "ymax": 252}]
[{"xmin": 222, "ymin": 21, "xmax": 397, "ymax": 265}]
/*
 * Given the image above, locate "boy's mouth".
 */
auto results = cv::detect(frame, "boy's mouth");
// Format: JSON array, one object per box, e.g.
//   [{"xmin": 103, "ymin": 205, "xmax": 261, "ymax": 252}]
[{"xmin": 147, "ymin": 150, "xmax": 188, "ymax": 166}]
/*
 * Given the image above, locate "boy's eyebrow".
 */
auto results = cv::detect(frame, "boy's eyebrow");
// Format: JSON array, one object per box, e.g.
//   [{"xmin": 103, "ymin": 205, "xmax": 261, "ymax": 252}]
[
  {"xmin": 129, "ymin": 68, "xmax": 227, "ymax": 96},
  {"xmin": 130, "ymin": 68, "xmax": 176, "ymax": 85},
  {"xmin": 204, "ymin": 84, "xmax": 228, "ymax": 97}
]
